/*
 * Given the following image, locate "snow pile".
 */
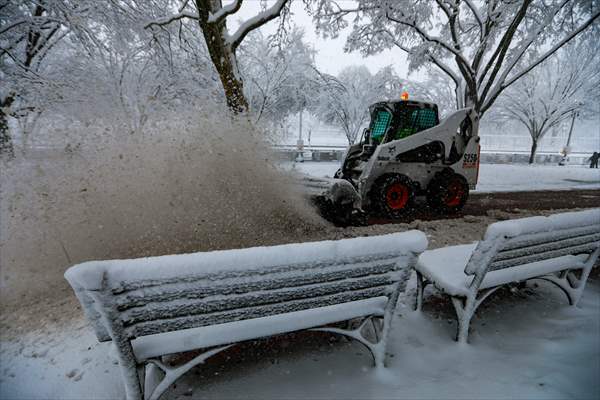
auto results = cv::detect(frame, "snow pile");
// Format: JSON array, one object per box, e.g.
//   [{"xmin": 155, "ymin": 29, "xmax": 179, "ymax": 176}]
[{"xmin": 0, "ymin": 109, "xmax": 326, "ymax": 308}]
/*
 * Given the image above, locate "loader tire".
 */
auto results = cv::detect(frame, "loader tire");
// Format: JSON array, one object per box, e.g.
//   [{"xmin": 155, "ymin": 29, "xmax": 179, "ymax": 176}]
[
  {"xmin": 372, "ymin": 174, "xmax": 415, "ymax": 219},
  {"xmin": 427, "ymin": 172, "xmax": 469, "ymax": 214}
]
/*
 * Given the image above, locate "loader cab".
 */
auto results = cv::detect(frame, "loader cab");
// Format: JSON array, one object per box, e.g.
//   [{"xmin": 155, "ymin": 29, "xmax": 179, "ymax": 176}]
[{"xmin": 367, "ymin": 100, "xmax": 439, "ymax": 146}]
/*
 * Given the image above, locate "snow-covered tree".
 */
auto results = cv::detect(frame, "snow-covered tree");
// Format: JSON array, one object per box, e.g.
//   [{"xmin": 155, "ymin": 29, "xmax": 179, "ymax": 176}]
[
  {"xmin": 1, "ymin": 0, "xmax": 222, "ymax": 152},
  {"xmin": 311, "ymin": 65, "xmax": 403, "ymax": 145},
  {"xmin": 143, "ymin": 0, "xmax": 292, "ymax": 114},
  {"xmin": 493, "ymin": 40, "xmax": 600, "ymax": 163},
  {"xmin": 404, "ymin": 69, "xmax": 457, "ymax": 118},
  {"xmin": 239, "ymin": 27, "xmax": 318, "ymax": 124},
  {"xmin": 311, "ymin": 0, "xmax": 600, "ymax": 118},
  {"xmin": 0, "ymin": 0, "xmax": 92, "ymax": 156}
]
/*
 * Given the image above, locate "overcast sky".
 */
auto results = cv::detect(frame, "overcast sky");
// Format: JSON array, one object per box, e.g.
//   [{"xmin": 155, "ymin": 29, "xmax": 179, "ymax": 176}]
[{"xmin": 234, "ymin": 1, "xmax": 415, "ymax": 77}]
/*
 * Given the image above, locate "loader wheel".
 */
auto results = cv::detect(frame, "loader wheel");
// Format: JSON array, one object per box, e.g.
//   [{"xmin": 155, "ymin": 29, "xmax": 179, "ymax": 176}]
[
  {"xmin": 373, "ymin": 174, "xmax": 415, "ymax": 218},
  {"xmin": 427, "ymin": 172, "xmax": 469, "ymax": 214}
]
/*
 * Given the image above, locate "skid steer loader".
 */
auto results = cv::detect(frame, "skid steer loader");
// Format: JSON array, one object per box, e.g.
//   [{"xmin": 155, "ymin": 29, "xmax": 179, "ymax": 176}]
[{"xmin": 310, "ymin": 96, "xmax": 480, "ymax": 225}]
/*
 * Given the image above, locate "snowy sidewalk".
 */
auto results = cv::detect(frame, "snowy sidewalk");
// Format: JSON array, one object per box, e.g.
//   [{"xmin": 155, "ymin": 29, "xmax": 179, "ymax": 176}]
[
  {"xmin": 2, "ymin": 276, "xmax": 599, "ymax": 399},
  {"xmin": 291, "ymin": 162, "xmax": 600, "ymax": 192}
]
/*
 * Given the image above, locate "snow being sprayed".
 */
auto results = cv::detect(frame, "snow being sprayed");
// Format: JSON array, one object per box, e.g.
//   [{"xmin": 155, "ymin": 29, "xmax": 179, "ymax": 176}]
[{"xmin": 0, "ymin": 109, "xmax": 326, "ymax": 306}]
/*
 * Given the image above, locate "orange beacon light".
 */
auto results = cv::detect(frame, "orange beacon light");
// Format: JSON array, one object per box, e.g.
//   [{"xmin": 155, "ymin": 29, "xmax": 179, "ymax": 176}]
[{"xmin": 400, "ymin": 91, "xmax": 409, "ymax": 100}]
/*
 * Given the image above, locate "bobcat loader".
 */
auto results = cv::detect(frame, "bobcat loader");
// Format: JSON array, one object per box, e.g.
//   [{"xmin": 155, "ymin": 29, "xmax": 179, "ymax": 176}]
[{"xmin": 311, "ymin": 96, "xmax": 481, "ymax": 225}]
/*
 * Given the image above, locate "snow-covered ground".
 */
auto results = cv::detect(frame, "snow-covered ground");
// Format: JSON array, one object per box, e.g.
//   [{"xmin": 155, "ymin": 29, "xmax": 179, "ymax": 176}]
[
  {"xmin": 2, "ymin": 207, "xmax": 599, "ymax": 399},
  {"xmin": 290, "ymin": 162, "xmax": 600, "ymax": 192},
  {"xmin": 2, "ymin": 275, "xmax": 599, "ymax": 399}
]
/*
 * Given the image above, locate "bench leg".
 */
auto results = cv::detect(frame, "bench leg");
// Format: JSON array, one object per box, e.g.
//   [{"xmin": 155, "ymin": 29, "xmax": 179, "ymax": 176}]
[
  {"xmin": 141, "ymin": 363, "xmax": 162, "ymax": 400},
  {"xmin": 537, "ymin": 271, "xmax": 588, "ymax": 306},
  {"xmin": 536, "ymin": 248, "xmax": 599, "ymax": 307},
  {"xmin": 311, "ymin": 316, "xmax": 387, "ymax": 368},
  {"xmin": 450, "ymin": 297, "xmax": 472, "ymax": 344},
  {"xmin": 415, "ymin": 271, "xmax": 429, "ymax": 312},
  {"xmin": 451, "ymin": 287, "xmax": 500, "ymax": 344},
  {"xmin": 140, "ymin": 345, "xmax": 232, "ymax": 400}
]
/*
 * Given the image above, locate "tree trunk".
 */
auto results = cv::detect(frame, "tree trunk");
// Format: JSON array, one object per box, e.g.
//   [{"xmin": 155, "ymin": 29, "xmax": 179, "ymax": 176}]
[
  {"xmin": 0, "ymin": 96, "xmax": 15, "ymax": 159},
  {"xmin": 218, "ymin": 58, "xmax": 248, "ymax": 114},
  {"xmin": 529, "ymin": 138, "xmax": 538, "ymax": 164},
  {"xmin": 197, "ymin": 0, "xmax": 248, "ymax": 114}
]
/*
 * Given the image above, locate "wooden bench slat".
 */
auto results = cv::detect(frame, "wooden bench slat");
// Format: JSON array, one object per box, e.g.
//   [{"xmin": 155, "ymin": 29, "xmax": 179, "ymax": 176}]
[
  {"xmin": 493, "ymin": 232, "xmax": 600, "ymax": 262},
  {"xmin": 115, "ymin": 261, "xmax": 398, "ymax": 310},
  {"xmin": 111, "ymin": 252, "xmax": 404, "ymax": 294},
  {"xmin": 121, "ymin": 274, "xmax": 397, "ymax": 325},
  {"xmin": 489, "ymin": 242, "xmax": 597, "ymax": 271},
  {"xmin": 131, "ymin": 297, "xmax": 390, "ymax": 361},
  {"xmin": 126, "ymin": 286, "xmax": 393, "ymax": 338},
  {"xmin": 499, "ymin": 225, "xmax": 600, "ymax": 252}
]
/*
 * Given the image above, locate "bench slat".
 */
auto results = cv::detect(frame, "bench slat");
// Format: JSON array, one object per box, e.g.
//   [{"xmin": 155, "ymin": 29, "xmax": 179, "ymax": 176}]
[
  {"xmin": 115, "ymin": 261, "xmax": 398, "ymax": 310},
  {"xmin": 126, "ymin": 286, "xmax": 393, "ymax": 338},
  {"xmin": 489, "ymin": 242, "xmax": 597, "ymax": 271},
  {"xmin": 499, "ymin": 225, "xmax": 600, "ymax": 252},
  {"xmin": 121, "ymin": 274, "xmax": 397, "ymax": 325},
  {"xmin": 111, "ymin": 252, "xmax": 404, "ymax": 294},
  {"xmin": 494, "ymin": 232, "xmax": 600, "ymax": 262}
]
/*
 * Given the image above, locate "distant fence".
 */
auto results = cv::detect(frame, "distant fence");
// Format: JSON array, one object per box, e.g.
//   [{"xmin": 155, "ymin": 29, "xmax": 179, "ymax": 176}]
[
  {"xmin": 19, "ymin": 144, "xmax": 592, "ymax": 166},
  {"xmin": 273, "ymin": 145, "xmax": 591, "ymax": 165},
  {"xmin": 272, "ymin": 145, "xmax": 346, "ymax": 162}
]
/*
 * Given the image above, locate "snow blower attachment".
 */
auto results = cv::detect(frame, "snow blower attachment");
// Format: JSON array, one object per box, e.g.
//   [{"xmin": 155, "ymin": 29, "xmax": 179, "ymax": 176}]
[{"xmin": 313, "ymin": 98, "xmax": 480, "ymax": 225}]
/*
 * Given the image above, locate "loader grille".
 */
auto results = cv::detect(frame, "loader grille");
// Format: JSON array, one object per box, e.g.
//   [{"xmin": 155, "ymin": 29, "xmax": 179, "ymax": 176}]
[
  {"xmin": 412, "ymin": 109, "xmax": 437, "ymax": 130},
  {"xmin": 371, "ymin": 110, "xmax": 391, "ymax": 142},
  {"xmin": 395, "ymin": 108, "xmax": 439, "ymax": 139}
]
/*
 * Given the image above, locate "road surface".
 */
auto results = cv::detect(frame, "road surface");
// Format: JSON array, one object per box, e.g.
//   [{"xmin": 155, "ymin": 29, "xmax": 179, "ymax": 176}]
[{"xmin": 368, "ymin": 189, "xmax": 600, "ymax": 224}]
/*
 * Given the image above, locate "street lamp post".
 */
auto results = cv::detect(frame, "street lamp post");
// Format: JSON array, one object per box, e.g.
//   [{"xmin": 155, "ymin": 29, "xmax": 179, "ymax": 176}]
[{"xmin": 559, "ymin": 111, "xmax": 578, "ymax": 166}]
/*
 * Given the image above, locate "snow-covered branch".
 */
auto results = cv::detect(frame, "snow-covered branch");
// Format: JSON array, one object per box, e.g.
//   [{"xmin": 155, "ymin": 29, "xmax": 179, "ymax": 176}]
[
  {"xmin": 207, "ymin": 0, "xmax": 243, "ymax": 24},
  {"xmin": 463, "ymin": 0, "xmax": 483, "ymax": 30},
  {"xmin": 483, "ymin": 8, "xmax": 600, "ymax": 113},
  {"xmin": 384, "ymin": 11, "xmax": 473, "ymax": 76},
  {"xmin": 144, "ymin": 11, "xmax": 199, "ymax": 29},
  {"xmin": 476, "ymin": 0, "xmax": 535, "ymax": 106},
  {"xmin": 229, "ymin": 0, "xmax": 289, "ymax": 50}
]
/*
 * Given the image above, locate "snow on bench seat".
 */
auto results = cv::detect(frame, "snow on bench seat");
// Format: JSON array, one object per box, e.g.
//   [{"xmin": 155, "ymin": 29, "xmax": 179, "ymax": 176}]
[
  {"xmin": 418, "ymin": 243, "xmax": 589, "ymax": 297},
  {"xmin": 414, "ymin": 208, "xmax": 600, "ymax": 344},
  {"xmin": 65, "ymin": 231, "xmax": 426, "ymax": 400}
]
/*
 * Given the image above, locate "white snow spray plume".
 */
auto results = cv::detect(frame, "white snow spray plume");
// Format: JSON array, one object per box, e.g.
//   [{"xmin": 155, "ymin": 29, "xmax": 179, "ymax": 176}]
[{"xmin": 0, "ymin": 109, "xmax": 327, "ymax": 306}]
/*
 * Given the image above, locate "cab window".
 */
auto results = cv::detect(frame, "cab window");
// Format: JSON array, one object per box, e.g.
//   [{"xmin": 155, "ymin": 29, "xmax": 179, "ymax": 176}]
[
  {"xmin": 369, "ymin": 110, "xmax": 392, "ymax": 143},
  {"xmin": 394, "ymin": 107, "xmax": 438, "ymax": 140}
]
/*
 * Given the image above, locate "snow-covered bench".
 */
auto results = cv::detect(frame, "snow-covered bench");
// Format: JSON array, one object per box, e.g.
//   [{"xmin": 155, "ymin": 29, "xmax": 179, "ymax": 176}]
[
  {"xmin": 65, "ymin": 231, "xmax": 427, "ymax": 400},
  {"xmin": 415, "ymin": 208, "xmax": 600, "ymax": 343}
]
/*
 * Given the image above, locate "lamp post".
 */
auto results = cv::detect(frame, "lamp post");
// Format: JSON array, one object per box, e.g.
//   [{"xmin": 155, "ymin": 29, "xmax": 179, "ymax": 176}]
[
  {"xmin": 296, "ymin": 109, "xmax": 304, "ymax": 162},
  {"xmin": 559, "ymin": 111, "xmax": 578, "ymax": 166},
  {"xmin": 565, "ymin": 111, "xmax": 578, "ymax": 149}
]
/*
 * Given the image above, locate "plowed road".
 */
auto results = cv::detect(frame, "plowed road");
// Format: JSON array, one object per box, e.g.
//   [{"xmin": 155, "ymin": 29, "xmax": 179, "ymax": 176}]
[{"xmin": 369, "ymin": 189, "xmax": 600, "ymax": 224}]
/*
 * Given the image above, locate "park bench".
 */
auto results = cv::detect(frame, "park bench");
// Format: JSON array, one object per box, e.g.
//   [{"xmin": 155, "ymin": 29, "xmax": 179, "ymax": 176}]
[
  {"xmin": 65, "ymin": 231, "xmax": 427, "ymax": 400},
  {"xmin": 414, "ymin": 208, "xmax": 600, "ymax": 343}
]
